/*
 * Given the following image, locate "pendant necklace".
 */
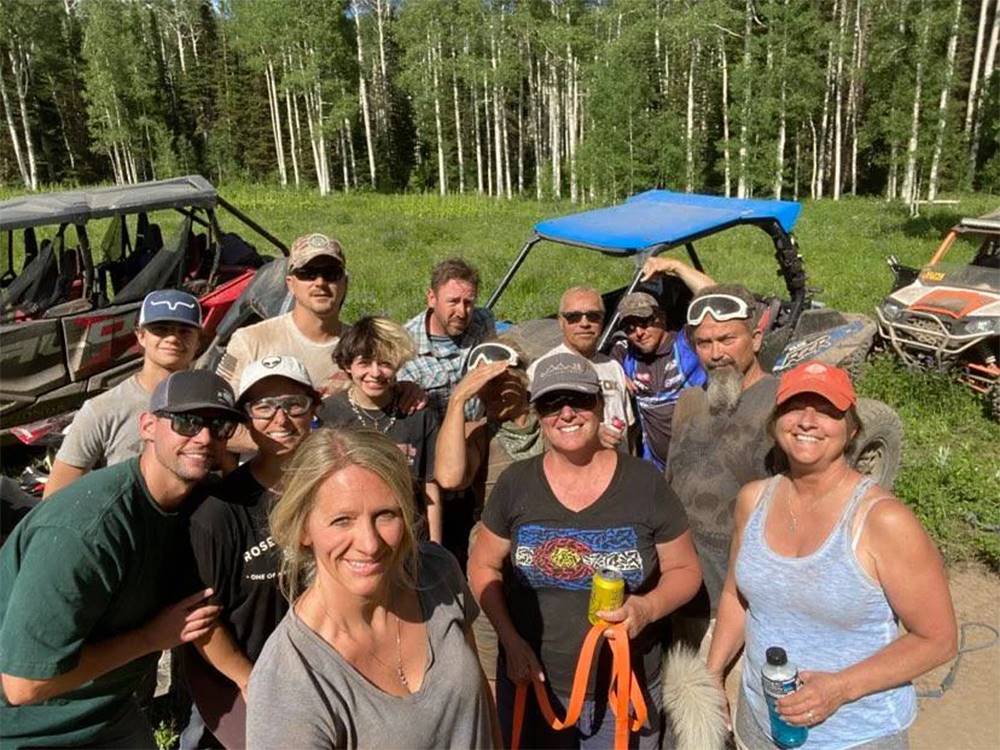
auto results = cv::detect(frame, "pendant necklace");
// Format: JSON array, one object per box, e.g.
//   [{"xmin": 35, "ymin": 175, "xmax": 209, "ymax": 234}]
[
  {"xmin": 785, "ymin": 468, "xmax": 851, "ymax": 535},
  {"xmin": 348, "ymin": 388, "xmax": 397, "ymax": 434}
]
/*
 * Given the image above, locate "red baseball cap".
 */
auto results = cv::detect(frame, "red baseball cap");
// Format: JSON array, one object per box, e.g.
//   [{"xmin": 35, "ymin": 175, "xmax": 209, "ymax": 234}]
[{"xmin": 776, "ymin": 361, "xmax": 857, "ymax": 411}]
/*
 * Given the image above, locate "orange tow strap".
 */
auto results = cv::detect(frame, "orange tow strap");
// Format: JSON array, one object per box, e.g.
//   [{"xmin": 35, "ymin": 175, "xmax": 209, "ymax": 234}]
[{"xmin": 510, "ymin": 622, "xmax": 648, "ymax": 750}]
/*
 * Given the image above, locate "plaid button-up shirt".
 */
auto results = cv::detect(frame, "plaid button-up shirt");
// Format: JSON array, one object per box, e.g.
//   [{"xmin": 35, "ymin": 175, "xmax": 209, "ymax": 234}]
[{"xmin": 398, "ymin": 307, "xmax": 496, "ymax": 420}]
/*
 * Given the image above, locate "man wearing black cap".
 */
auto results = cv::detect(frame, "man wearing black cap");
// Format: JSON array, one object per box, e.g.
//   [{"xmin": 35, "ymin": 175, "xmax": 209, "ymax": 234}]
[
  {"xmin": 45, "ymin": 289, "xmax": 204, "ymax": 497},
  {"xmin": 0, "ymin": 370, "xmax": 241, "ymax": 749}
]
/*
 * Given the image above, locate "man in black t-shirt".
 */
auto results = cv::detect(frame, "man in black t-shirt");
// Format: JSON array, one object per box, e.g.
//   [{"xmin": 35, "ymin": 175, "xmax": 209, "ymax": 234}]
[{"xmin": 184, "ymin": 356, "xmax": 319, "ymax": 748}]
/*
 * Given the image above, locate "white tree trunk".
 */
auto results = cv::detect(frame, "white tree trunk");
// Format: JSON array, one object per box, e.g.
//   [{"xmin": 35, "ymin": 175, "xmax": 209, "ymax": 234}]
[
  {"xmin": 832, "ymin": 0, "xmax": 848, "ymax": 200},
  {"xmin": 451, "ymin": 46, "xmax": 465, "ymax": 193},
  {"xmin": 0, "ymin": 61, "xmax": 30, "ymax": 189},
  {"xmin": 264, "ymin": 58, "xmax": 288, "ymax": 187},
  {"xmin": 8, "ymin": 47, "xmax": 38, "ymax": 190},
  {"xmin": 472, "ymin": 69, "xmax": 484, "ymax": 195},
  {"xmin": 902, "ymin": 7, "xmax": 931, "ymax": 205},
  {"xmin": 483, "ymin": 74, "xmax": 493, "ymax": 196},
  {"xmin": 737, "ymin": 0, "xmax": 752, "ymax": 198},
  {"xmin": 964, "ymin": 0, "xmax": 992, "ymax": 137},
  {"xmin": 285, "ymin": 62, "xmax": 301, "ymax": 188},
  {"xmin": 517, "ymin": 76, "xmax": 525, "ymax": 195},
  {"xmin": 720, "ymin": 36, "xmax": 732, "ymax": 197},
  {"xmin": 490, "ymin": 33, "xmax": 504, "ymax": 198},
  {"xmin": 568, "ymin": 50, "xmax": 578, "ymax": 203},
  {"xmin": 549, "ymin": 59, "xmax": 561, "ymax": 199},
  {"xmin": 352, "ymin": 3, "xmax": 377, "ymax": 188},
  {"xmin": 968, "ymin": 0, "xmax": 999, "ymax": 178},
  {"xmin": 809, "ymin": 116, "xmax": 818, "ymax": 199},
  {"xmin": 339, "ymin": 123, "xmax": 351, "ymax": 192},
  {"xmin": 686, "ymin": 41, "xmax": 698, "ymax": 193},
  {"xmin": 431, "ymin": 41, "xmax": 447, "ymax": 196},
  {"xmin": 928, "ymin": 0, "xmax": 964, "ymax": 201}
]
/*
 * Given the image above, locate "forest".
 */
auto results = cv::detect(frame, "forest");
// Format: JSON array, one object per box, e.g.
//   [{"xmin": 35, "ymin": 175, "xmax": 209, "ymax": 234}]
[{"xmin": 1, "ymin": 0, "xmax": 998, "ymax": 203}]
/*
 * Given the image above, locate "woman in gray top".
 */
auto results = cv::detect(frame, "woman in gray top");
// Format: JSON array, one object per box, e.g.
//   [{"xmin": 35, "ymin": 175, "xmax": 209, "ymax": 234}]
[{"xmin": 246, "ymin": 428, "xmax": 497, "ymax": 749}]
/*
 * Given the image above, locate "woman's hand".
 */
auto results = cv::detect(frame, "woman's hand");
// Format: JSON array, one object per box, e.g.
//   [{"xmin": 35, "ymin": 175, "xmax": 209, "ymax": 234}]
[
  {"xmin": 709, "ymin": 669, "xmax": 733, "ymax": 733},
  {"xmin": 777, "ymin": 670, "xmax": 850, "ymax": 726},
  {"xmin": 501, "ymin": 632, "xmax": 545, "ymax": 685},
  {"xmin": 452, "ymin": 360, "xmax": 509, "ymax": 404},
  {"xmin": 596, "ymin": 595, "xmax": 654, "ymax": 640},
  {"xmin": 639, "ymin": 256, "xmax": 687, "ymax": 281}
]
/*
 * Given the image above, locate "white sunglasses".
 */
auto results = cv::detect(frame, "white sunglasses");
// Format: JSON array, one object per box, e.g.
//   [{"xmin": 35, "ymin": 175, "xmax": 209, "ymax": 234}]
[{"xmin": 465, "ymin": 343, "xmax": 520, "ymax": 373}]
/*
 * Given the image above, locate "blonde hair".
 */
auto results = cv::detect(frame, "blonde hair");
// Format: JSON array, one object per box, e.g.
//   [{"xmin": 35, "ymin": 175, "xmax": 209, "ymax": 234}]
[
  {"xmin": 333, "ymin": 316, "xmax": 416, "ymax": 372},
  {"xmin": 269, "ymin": 428, "xmax": 420, "ymax": 601},
  {"xmin": 559, "ymin": 285, "xmax": 605, "ymax": 313}
]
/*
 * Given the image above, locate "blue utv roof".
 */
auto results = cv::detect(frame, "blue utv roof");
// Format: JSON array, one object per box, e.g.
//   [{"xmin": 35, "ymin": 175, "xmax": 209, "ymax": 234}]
[{"xmin": 533, "ymin": 190, "xmax": 802, "ymax": 254}]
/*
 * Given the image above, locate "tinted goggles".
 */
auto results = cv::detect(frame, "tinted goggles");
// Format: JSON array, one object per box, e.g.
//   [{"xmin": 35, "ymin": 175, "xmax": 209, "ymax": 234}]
[
  {"xmin": 465, "ymin": 343, "xmax": 520, "ymax": 373},
  {"xmin": 157, "ymin": 412, "xmax": 238, "ymax": 440},
  {"xmin": 561, "ymin": 310, "xmax": 603, "ymax": 324},
  {"xmin": 686, "ymin": 294, "xmax": 752, "ymax": 326},
  {"xmin": 246, "ymin": 394, "xmax": 315, "ymax": 420},
  {"xmin": 291, "ymin": 264, "xmax": 345, "ymax": 283},
  {"xmin": 535, "ymin": 391, "xmax": 599, "ymax": 416}
]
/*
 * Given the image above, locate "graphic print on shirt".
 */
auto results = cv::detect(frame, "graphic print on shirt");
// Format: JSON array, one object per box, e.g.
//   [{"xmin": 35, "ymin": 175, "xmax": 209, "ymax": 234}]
[
  {"xmin": 512, "ymin": 525, "xmax": 643, "ymax": 590},
  {"xmin": 243, "ymin": 535, "xmax": 279, "ymax": 582}
]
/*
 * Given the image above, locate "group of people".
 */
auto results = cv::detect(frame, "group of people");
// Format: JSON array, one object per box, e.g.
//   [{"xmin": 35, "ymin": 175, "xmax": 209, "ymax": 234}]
[{"xmin": 0, "ymin": 231, "xmax": 958, "ymax": 750}]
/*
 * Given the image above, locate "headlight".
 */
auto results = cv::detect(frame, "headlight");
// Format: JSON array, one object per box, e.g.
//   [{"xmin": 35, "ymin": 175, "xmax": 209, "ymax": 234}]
[
  {"xmin": 880, "ymin": 302, "xmax": 903, "ymax": 321},
  {"xmin": 958, "ymin": 317, "xmax": 1000, "ymax": 335}
]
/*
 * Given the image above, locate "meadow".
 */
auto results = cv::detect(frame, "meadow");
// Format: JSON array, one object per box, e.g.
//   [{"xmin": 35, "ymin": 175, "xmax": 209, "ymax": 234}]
[{"xmin": 3, "ymin": 185, "xmax": 998, "ymax": 566}]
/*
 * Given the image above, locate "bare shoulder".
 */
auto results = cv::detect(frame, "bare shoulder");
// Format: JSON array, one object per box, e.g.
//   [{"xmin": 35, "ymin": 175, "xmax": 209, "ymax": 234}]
[{"xmin": 733, "ymin": 477, "xmax": 772, "ymax": 528}]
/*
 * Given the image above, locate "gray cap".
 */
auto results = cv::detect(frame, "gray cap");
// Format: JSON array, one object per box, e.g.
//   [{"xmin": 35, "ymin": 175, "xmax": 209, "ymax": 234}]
[
  {"xmin": 237, "ymin": 355, "xmax": 316, "ymax": 403},
  {"xmin": 617, "ymin": 292, "xmax": 660, "ymax": 319},
  {"xmin": 149, "ymin": 370, "xmax": 245, "ymax": 421},
  {"xmin": 529, "ymin": 352, "xmax": 601, "ymax": 403}
]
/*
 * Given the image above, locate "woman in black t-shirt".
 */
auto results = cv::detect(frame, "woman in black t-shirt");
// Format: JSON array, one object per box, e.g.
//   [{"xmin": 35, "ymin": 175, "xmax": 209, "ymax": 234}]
[
  {"xmin": 468, "ymin": 351, "xmax": 702, "ymax": 749},
  {"xmin": 318, "ymin": 317, "xmax": 441, "ymax": 542}
]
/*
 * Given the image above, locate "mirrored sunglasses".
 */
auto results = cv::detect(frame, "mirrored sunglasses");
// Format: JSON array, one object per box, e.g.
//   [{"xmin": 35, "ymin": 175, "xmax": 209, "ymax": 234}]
[
  {"xmin": 561, "ymin": 310, "xmax": 603, "ymax": 324},
  {"xmin": 686, "ymin": 294, "xmax": 752, "ymax": 326},
  {"xmin": 535, "ymin": 391, "xmax": 599, "ymax": 416},
  {"xmin": 246, "ymin": 394, "xmax": 315, "ymax": 420},
  {"xmin": 465, "ymin": 343, "xmax": 520, "ymax": 373},
  {"xmin": 157, "ymin": 412, "xmax": 238, "ymax": 440}
]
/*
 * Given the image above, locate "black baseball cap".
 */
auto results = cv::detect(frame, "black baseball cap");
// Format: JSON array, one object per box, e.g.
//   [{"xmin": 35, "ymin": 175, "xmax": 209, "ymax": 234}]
[
  {"xmin": 529, "ymin": 352, "xmax": 601, "ymax": 403},
  {"xmin": 149, "ymin": 370, "xmax": 245, "ymax": 421}
]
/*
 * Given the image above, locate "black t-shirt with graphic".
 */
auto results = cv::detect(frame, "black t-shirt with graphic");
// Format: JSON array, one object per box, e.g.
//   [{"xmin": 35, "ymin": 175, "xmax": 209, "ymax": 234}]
[
  {"xmin": 482, "ymin": 453, "xmax": 689, "ymax": 698},
  {"xmin": 187, "ymin": 464, "xmax": 287, "ymax": 663},
  {"xmin": 317, "ymin": 391, "xmax": 439, "ymax": 482}
]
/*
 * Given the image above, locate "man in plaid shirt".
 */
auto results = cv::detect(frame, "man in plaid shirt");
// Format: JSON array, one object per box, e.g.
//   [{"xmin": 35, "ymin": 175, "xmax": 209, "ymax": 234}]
[{"xmin": 399, "ymin": 258, "xmax": 496, "ymax": 421}]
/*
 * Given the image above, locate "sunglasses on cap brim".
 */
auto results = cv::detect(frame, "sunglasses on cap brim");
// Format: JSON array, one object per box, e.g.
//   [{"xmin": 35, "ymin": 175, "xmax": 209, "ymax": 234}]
[
  {"xmin": 686, "ymin": 294, "xmax": 752, "ymax": 326},
  {"xmin": 465, "ymin": 343, "xmax": 520, "ymax": 373}
]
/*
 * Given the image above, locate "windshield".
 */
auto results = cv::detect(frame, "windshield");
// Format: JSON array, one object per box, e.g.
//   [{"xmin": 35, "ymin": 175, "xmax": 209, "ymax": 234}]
[{"xmin": 919, "ymin": 261, "xmax": 999, "ymax": 292}]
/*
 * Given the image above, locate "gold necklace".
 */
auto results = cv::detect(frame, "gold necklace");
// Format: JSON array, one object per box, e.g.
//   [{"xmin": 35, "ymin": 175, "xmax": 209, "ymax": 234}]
[{"xmin": 785, "ymin": 469, "xmax": 851, "ymax": 535}]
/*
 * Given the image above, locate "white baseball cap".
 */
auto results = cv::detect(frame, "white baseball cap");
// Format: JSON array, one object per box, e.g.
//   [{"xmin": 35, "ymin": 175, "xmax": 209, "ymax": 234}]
[{"xmin": 237, "ymin": 355, "xmax": 316, "ymax": 403}]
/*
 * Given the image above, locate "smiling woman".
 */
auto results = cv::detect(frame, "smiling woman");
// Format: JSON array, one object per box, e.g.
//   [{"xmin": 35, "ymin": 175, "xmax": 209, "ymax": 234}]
[{"xmin": 246, "ymin": 428, "xmax": 497, "ymax": 750}]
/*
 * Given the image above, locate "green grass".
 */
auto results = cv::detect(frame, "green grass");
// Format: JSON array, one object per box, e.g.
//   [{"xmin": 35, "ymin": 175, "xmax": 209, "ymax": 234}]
[{"xmin": 2, "ymin": 184, "xmax": 998, "ymax": 566}]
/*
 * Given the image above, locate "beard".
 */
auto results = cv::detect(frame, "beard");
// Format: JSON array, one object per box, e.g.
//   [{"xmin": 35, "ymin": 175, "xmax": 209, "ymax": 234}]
[{"xmin": 706, "ymin": 364, "xmax": 743, "ymax": 416}]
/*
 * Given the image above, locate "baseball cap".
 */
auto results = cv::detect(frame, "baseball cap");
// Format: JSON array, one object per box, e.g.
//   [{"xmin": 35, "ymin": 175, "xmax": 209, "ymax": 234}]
[
  {"xmin": 529, "ymin": 352, "xmax": 601, "ymax": 403},
  {"xmin": 237, "ymin": 355, "xmax": 316, "ymax": 403},
  {"xmin": 776, "ymin": 361, "xmax": 857, "ymax": 411},
  {"xmin": 139, "ymin": 289, "xmax": 203, "ymax": 328},
  {"xmin": 288, "ymin": 233, "xmax": 346, "ymax": 271},
  {"xmin": 149, "ymin": 370, "xmax": 245, "ymax": 420},
  {"xmin": 617, "ymin": 292, "xmax": 660, "ymax": 320}
]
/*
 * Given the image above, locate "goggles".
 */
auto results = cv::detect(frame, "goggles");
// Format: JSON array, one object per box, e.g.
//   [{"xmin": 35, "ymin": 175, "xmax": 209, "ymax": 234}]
[
  {"xmin": 535, "ymin": 391, "xmax": 599, "ymax": 417},
  {"xmin": 157, "ymin": 412, "xmax": 238, "ymax": 440},
  {"xmin": 465, "ymin": 343, "xmax": 521, "ymax": 373},
  {"xmin": 561, "ymin": 310, "xmax": 603, "ymax": 324},
  {"xmin": 245, "ymin": 394, "xmax": 315, "ymax": 420},
  {"xmin": 686, "ymin": 294, "xmax": 752, "ymax": 326},
  {"xmin": 291, "ymin": 264, "xmax": 345, "ymax": 283}
]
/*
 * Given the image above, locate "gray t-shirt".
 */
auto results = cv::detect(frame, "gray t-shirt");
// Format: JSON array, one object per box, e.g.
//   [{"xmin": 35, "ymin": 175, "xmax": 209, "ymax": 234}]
[
  {"xmin": 55, "ymin": 375, "xmax": 149, "ymax": 469},
  {"xmin": 246, "ymin": 544, "xmax": 496, "ymax": 750}
]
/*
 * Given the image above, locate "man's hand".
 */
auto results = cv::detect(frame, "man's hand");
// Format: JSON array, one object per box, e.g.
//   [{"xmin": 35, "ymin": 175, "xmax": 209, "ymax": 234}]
[
  {"xmin": 598, "ymin": 419, "xmax": 625, "ymax": 448},
  {"xmin": 640, "ymin": 256, "xmax": 689, "ymax": 282},
  {"xmin": 319, "ymin": 370, "xmax": 351, "ymax": 397},
  {"xmin": 396, "ymin": 381, "xmax": 429, "ymax": 414},
  {"xmin": 452, "ymin": 361, "xmax": 509, "ymax": 404},
  {"xmin": 501, "ymin": 631, "xmax": 545, "ymax": 685},
  {"xmin": 141, "ymin": 589, "xmax": 221, "ymax": 652}
]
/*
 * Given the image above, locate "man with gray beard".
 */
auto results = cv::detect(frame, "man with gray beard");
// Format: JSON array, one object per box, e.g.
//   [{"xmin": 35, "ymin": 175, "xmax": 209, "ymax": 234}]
[{"xmin": 665, "ymin": 284, "xmax": 778, "ymax": 648}]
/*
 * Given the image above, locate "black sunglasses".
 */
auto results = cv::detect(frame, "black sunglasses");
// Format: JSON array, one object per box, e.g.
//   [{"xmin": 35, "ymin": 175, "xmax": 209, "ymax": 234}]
[
  {"xmin": 535, "ymin": 392, "xmax": 599, "ymax": 416},
  {"xmin": 561, "ymin": 310, "xmax": 603, "ymax": 324},
  {"xmin": 157, "ymin": 412, "xmax": 238, "ymax": 440},
  {"xmin": 292, "ymin": 265, "xmax": 345, "ymax": 283},
  {"xmin": 622, "ymin": 315, "xmax": 656, "ymax": 333}
]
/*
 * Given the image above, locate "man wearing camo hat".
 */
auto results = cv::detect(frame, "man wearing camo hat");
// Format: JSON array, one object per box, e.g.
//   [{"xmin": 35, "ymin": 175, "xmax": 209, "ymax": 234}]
[{"xmin": 217, "ymin": 233, "xmax": 349, "ymax": 394}]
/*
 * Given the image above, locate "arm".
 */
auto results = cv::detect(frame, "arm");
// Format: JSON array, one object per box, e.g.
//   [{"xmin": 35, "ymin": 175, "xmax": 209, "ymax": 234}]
[
  {"xmin": 2, "ymin": 588, "xmax": 219, "ymax": 706},
  {"xmin": 42, "ymin": 460, "xmax": 87, "ymax": 498},
  {"xmin": 777, "ymin": 498, "xmax": 958, "ymax": 727},
  {"xmin": 597, "ymin": 531, "xmax": 702, "ymax": 638},
  {"xmin": 468, "ymin": 525, "xmax": 544, "ymax": 684},
  {"xmin": 640, "ymin": 256, "xmax": 716, "ymax": 293},
  {"xmin": 194, "ymin": 624, "xmax": 254, "ymax": 699},
  {"xmin": 424, "ymin": 481, "xmax": 443, "ymax": 544}
]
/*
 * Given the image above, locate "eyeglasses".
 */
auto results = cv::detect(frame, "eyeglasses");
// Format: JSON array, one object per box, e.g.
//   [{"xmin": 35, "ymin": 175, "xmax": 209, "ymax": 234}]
[
  {"xmin": 157, "ymin": 412, "xmax": 238, "ymax": 440},
  {"xmin": 291, "ymin": 265, "xmax": 345, "ymax": 283},
  {"xmin": 686, "ymin": 294, "xmax": 752, "ymax": 326},
  {"xmin": 465, "ymin": 342, "xmax": 521, "ymax": 373},
  {"xmin": 535, "ymin": 392, "xmax": 599, "ymax": 416},
  {"xmin": 622, "ymin": 315, "xmax": 656, "ymax": 334},
  {"xmin": 245, "ymin": 394, "xmax": 314, "ymax": 420},
  {"xmin": 561, "ymin": 310, "xmax": 603, "ymax": 324}
]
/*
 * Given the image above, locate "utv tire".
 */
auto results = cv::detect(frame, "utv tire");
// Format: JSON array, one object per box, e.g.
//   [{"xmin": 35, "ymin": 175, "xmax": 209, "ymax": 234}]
[
  {"xmin": 849, "ymin": 398, "xmax": 903, "ymax": 490},
  {"xmin": 990, "ymin": 382, "xmax": 1000, "ymax": 422}
]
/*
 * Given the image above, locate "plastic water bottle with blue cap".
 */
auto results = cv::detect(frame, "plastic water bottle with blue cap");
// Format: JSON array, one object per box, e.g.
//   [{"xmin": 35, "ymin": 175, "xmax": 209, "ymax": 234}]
[{"xmin": 761, "ymin": 646, "xmax": 808, "ymax": 748}]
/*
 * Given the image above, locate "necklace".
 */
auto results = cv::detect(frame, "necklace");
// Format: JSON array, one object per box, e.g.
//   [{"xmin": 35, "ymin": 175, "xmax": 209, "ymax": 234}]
[
  {"xmin": 785, "ymin": 468, "xmax": 851, "ymax": 535},
  {"xmin": 348, "ymin": 389, "xmax": 397, "ymax": 434}
]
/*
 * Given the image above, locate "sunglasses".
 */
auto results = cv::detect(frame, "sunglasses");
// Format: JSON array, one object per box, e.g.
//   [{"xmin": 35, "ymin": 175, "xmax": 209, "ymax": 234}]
[
  {"xmin": 292, "ymin": 265, "xmax": 345, "ymax": 283},
  {"xmin": 465, "ymin": 343, "xmax": 520, "ymax": 373},
  {"xmin": 622, "ymin": 315, "xmax": 656, "ymax": 334},
  {"xmin": 246, "ymin": 394, "xmax": 314, "ymax": 420},
  {"xmin": 157, "ymin": 412, "xmax": 238, "ymax": 440},
  {"xmin": 535, "ymin": 391, "xmax": 599, "ymax": 416},
  {"xmin": 561, "ymin": 310, "xmax": 603, "ymax": 324},
  {"xmin": 686, "ymin": 294, "xmax": 752, "ymax": 326}
]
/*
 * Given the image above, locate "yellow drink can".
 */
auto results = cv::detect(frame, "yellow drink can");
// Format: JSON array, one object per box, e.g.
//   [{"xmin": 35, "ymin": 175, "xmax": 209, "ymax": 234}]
[{"xmin": 587, "ymin": 567, "xmax": 625, "ymax": 625}]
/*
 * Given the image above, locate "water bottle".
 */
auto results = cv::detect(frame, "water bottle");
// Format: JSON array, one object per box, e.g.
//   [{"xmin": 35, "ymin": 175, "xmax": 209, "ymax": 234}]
[{"xmin": 761, "ymin": 646, "xmax": 808, "ymax": 748}]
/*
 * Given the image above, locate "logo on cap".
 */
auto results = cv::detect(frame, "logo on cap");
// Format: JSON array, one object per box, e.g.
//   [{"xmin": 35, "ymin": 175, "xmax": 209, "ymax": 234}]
[
  {"xmin": 148, "ymin": 298, "xmax": 197, "ymax": 312},
  {"xmin": 261, "ymin": 356, "xmax": 283, "ymax": 369},
  {"xmin": 805, "ymin": 363, "xmax": 828, "ymax": 375},
  {"xmin": 218, "ymin": 389, "xmax": 235, "ymax": 406}
]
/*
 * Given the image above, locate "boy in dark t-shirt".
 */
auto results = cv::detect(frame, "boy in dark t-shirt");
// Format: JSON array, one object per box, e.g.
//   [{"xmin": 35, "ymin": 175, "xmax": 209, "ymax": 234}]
[{"xmin": 318, "ymin": 316, "xmax": 441, "ymax": 541}]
